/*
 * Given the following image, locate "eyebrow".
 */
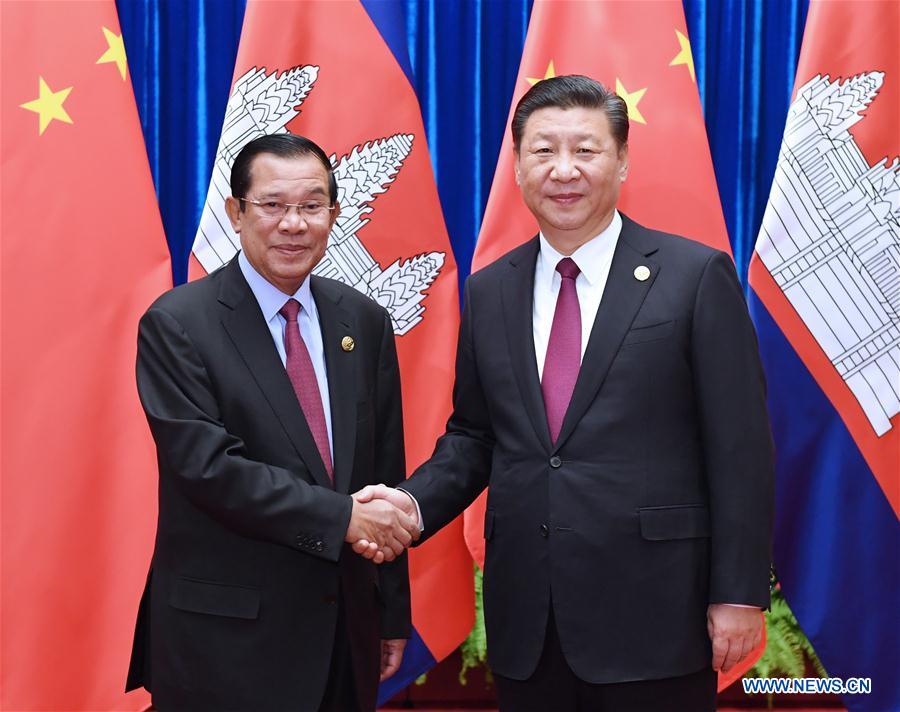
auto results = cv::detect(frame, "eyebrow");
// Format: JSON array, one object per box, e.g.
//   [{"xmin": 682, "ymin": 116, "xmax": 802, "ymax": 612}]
[
  {"xmin": 255, "ymin": 186, "xmax": 329, "ymax": 200},
  {"xmin": 529, "ymin": 132, "xmax": 597, "ymax": 142}
]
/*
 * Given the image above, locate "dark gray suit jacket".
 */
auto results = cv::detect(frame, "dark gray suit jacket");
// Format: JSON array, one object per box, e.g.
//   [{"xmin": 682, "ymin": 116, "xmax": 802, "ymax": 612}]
[
  {"xmin": 403, "ymin": 214, "xmax": 773, "ymax": 684},
  {"xmin": 126, "ymin": 258, "xmax": 409, "ymax": 711}
]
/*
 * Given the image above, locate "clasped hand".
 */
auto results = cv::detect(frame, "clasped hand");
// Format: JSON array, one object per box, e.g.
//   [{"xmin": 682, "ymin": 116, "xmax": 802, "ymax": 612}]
[{"xmin": 344, "ymin": 484, "xmax": 420, "ymax": 563}]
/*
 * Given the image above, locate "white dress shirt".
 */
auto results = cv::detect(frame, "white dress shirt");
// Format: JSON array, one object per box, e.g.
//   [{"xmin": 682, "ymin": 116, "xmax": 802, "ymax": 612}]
[
  {"xmin": 533, "ymin": 210, "xmax": 622, "ymax": 378},
  {"xmin": 238, "ymin": 251, "xmax": 333, "ymax": 459}
]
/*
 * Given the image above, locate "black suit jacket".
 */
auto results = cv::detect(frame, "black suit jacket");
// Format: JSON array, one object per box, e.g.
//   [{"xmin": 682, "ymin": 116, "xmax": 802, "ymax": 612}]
[
  {"xmin": 126, "ymin": 258, "xmax": 409, "ymax": 711},
  {"xmin": 403, "ymin": 214, "xmax": 774, "ymax": 684}
]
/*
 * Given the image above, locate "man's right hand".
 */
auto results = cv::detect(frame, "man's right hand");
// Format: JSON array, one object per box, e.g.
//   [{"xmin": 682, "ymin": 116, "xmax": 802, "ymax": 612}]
[
  {"xmin": 344, "ymin": 495, "xmax": 419, "ymax": 563},
  {"xmin": 349, "ymin": 485, "xmax": 421, "ymax": 563}
]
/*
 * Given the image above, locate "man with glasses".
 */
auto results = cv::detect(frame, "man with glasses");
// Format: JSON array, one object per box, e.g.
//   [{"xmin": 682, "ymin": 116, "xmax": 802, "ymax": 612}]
[{"xmin": 126, "ymin": 134, "xmax": 418, "ymax": 711}]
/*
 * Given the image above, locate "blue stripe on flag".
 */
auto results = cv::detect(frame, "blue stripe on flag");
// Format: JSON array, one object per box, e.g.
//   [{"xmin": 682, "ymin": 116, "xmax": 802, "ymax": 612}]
[
  {"xmin": 377, "ymin": 626, "xmax": 436, "ymax": 706},
  {"xmin": 749, "ymin": 291, "xmax": 900, "ymax": 712}
]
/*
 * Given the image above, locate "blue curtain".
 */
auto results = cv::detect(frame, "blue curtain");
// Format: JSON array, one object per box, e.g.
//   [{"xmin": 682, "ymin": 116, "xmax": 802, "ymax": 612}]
[
  {"xmin": 117, "ymin": 0, "xmax": 809, "ymax": 289},
  {"xmin": 685, "ymin": 0, "xmax": 810, "ymax": 283},
  {"xmin": 117, "ymin": 0, "xmax": 245, "ymax": 285}
]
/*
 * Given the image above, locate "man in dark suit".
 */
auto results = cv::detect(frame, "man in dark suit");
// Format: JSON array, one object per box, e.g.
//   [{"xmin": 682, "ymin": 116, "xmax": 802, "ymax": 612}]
[
  {"xmin": 126, "ymin": 134, "xmax": 419, "ymax": 711},
  {"xmin": 356, "ymin": 76, "xmax": 774, "ymax": 711}
]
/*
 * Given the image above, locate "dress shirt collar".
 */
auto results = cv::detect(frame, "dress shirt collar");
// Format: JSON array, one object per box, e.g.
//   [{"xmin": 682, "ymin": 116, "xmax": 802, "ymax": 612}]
[
  {"xmin": 536, "ymin": 209, "xmax": 622, "ymax": 289},
  {"xmin": 238, "ymin": 251, "xmax": 314, "ymax": 321}
]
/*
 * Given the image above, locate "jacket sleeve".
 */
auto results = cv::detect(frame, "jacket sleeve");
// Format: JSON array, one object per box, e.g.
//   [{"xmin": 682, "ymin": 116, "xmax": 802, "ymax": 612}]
[
  {"xmin": 136, "ymin": 306, "xmax": 353, "ymax": 562},
  {"xmin": 691, "ymin": 251, "xmax": 774, "ymax": 607},
  {"xmin": 402, "ymin": 277, "xmax": 495, "ymax": 541},
  {"xmin": 371, "ymin": 309, "xmax": 412, "ymax": 638}
]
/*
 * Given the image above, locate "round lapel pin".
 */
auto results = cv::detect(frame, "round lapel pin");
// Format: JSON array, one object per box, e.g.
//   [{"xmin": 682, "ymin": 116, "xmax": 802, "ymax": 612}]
[
  {"xmin": 633, "ymin": 265, "xmax": 651, "ymax": 282},
  {"xmin": 341, "ymin": 336, "xmax": 355, "ymax": 352}
]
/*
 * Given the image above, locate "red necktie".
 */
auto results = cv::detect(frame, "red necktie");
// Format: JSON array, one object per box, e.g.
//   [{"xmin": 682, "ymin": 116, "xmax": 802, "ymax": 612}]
[
  {"xmin": 541, "ymin": 257, "xmax": 582, "ymax": 444},
  {"xmin": 280, "ymin": 299, "xmax": 333, "ymax": 481}
]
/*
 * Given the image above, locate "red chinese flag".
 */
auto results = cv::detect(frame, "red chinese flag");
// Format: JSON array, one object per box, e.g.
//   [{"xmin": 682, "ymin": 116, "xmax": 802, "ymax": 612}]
[
  {"xmin": 1, "ymin": 2, "xmax": 171, "ymax": 709},
  {"xmin": 189, "ymin": 0, "xmax": 473, "ymax": 683},
  {"xmin": 467, "ymin": 0, "xmax": 763, "ymax": 690}
]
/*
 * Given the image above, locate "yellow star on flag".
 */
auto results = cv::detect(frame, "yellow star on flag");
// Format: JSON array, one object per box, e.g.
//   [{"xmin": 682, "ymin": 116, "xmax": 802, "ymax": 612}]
[
  {"xmin": 615, "ymin": 78, "xmax": 647, "ymax": 125},
  {"xmin": 20, "ymin": 77, "xmax": 74, "ymax": 135},
  {"xmin": 97, "ymin": 26, "xmax": 127, "ymax": 79},
  {"xmin": 670, "ymin": 29, "xmax": 696, "ymax": 82},
  {"xmin": 527, "ymin": 60, "xmax": 556, "ymax": 86}
]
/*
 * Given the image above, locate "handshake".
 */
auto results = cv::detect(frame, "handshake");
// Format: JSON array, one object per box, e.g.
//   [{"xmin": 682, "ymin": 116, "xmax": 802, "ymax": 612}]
[{"xmin": 343, "ymin": 485, "xmax": 422, "ymax": 563}]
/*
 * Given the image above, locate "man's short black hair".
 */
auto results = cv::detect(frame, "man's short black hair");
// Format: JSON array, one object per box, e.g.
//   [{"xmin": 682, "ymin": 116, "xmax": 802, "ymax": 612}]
[
  {"xmin": 511, "ymin": 75, "xmax": 629, "ymax": 153},
  {"xmin": 230, "ymin": 133, "xmax": 338, "ymax": 208}
]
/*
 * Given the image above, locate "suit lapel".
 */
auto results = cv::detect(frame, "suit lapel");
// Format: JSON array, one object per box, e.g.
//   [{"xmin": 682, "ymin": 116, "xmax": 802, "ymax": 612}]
[
  {"xmin": 311, "ymin": 277, "xmax": 357, "ymax": 495},
  {"xmin": 553, "ymin": 217, "xmax": 660, "ymax": 452},
  {"xmin": 501, "ymin": 238, "xmax": 553, "ymax": 452},
  {"xmin": 218, "ymin": 260, "xmax": 332, "ymax": 489}
]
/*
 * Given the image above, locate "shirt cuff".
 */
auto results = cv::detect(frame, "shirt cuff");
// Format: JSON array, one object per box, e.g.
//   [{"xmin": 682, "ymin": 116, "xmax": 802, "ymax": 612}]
[{"xmin": 396, "ymin": 487, "xmax": 424, "ymax": 533}]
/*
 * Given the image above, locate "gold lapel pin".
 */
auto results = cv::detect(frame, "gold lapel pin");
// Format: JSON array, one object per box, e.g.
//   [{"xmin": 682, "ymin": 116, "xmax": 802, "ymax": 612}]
[
  {"xmin": 634, "ymin": 265, "xmax": 651, "ymax": 282},
  {"xmin": 341, "ymin": 336, "xmax": 355, "ymax": 352}
]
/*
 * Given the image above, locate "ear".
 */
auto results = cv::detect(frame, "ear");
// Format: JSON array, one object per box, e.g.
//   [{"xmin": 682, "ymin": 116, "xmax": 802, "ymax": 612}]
[
  {"xmin": 618, "ymin": 144, "xmax": 629, "ymax": 183},
  {"xmin": 224, "ymin": 196, "xmax": 243, "ymax": 233}
]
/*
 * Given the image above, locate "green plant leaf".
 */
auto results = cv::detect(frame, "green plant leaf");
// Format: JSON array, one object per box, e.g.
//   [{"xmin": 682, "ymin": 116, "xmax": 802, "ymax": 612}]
[
  {"xmin": 747, "ymin": 589, "xmax": 828, "ymax": 680},
  {"xmin": 459, "ymin": 564, "xmax": 488, "ymax": 685}
]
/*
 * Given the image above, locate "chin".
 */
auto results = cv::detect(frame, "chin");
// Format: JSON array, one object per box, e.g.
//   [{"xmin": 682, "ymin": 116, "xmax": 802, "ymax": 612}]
[{"xmin": 546, "ymin": 217, "xmax": 590, "ymax": 233}]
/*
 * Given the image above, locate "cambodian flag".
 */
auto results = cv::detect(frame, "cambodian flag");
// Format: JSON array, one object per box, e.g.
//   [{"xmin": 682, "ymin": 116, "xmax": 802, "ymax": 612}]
[
  {"xmin": 190, "ymin": 0, "xmax": 474, "ymax": 702},
  {"xmin": 749, "ymin": 2, "xmax": 899, "ymax": 710}
]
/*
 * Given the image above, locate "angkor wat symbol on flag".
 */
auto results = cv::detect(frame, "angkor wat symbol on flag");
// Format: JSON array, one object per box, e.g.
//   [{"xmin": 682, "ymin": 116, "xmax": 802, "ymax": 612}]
[
  {"xmin": 194, "ymin": 65, "xmax": 446, "ymax": 336},
  {"xmin": 756, "ymin": 71, "xmax": 900, "ymax": 436}
]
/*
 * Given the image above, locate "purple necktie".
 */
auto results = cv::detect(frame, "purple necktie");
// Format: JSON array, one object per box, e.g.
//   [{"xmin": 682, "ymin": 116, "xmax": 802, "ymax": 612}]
[
  {"xmin": 541, "ymin": 257, "xmax": 582, "ymax": 444},
  {"xmin": 280, "ymin": 299, "xmax": 333, "ymax": 482}
]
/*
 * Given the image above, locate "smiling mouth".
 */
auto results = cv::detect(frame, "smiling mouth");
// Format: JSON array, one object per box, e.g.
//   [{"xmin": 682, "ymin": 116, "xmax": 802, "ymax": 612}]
[
  {"xmin": 549, "ymin": 194, "xmax": 583, "ymax": 204},
  {"xmin": 272, "ymin": 245, "xmax": 308, "ymax": 253}
]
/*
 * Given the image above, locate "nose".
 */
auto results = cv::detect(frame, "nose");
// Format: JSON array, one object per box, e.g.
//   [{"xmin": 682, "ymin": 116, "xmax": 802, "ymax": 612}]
[
  {"xmin": 550, "ymin": 150, "xmax": 578, "ymax": 182},
  {"xmin": 278, "ymin": 206, "xmax": 308, "ymax": 231}
]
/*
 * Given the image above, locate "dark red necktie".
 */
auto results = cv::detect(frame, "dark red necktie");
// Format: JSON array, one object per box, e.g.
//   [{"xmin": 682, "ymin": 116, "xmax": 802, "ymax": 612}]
[
  {"xmin": 541, "ymin": 257, "xmax": 582, "ymax": 444},
  {"xmin": 280, "ymin": 299, "xmax": 333, "ymax": 481}
]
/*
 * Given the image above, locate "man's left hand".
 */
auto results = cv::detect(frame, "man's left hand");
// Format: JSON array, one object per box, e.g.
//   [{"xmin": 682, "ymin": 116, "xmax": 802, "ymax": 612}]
[
  {"xmin": 707, "ymin": 604, "xmax": 763, "ymax": 673},
  {"xmin": 380, "ymin": 638, "xmax": 407, "ymax": 681}
]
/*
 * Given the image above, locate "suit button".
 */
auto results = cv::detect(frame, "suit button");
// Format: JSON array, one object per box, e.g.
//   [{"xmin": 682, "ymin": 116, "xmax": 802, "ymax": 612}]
[
  {"xmin": 549, "ymin": 456, "xmax": 562, "ymax": 468},
  {"xmin": 540, "ymin": 524, "xmax": 550, "ymax": 538}
]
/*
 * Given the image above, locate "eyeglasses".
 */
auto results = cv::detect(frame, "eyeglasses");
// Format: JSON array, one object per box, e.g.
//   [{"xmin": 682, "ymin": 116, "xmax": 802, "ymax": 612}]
[{"xmin": 239, "ymin": 197, "xmax": 335, "ymax": 220}]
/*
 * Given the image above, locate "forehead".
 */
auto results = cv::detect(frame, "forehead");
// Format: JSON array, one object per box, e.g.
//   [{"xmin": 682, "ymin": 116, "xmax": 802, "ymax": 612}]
[
  {"xmin": 247, "ymin": 152, "xmax": 330, "ymax": 195},
  {"xmin": 521, "ymin": 106, "xmax": 613, "ymax": 142}
]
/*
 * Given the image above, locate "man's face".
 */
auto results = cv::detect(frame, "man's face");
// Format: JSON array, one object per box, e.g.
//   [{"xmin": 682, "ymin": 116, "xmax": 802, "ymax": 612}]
[
  {"xmin": 225, "ymin": 152, "xmax": 339, "ymax": 295},
  {"xmin": 515, "ymin": 106, "xmax": 628, "ymax": 252}
]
